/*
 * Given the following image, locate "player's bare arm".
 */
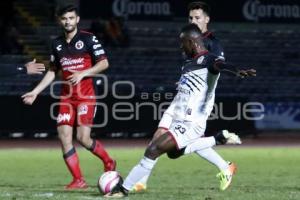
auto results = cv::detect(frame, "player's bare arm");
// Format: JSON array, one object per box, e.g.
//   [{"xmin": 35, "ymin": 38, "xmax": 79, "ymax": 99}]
[
  {"xmin": 211, "ymin": 61, "xmax": 256, "ymax": 78},
  {"xmin": 66, "ymin": 59, "xmax": 109, "ymax": 85},
  {"xmin": 22, "ymin": 70, "xmax": 56, "ymax": 105},
  {"xmin": 237, "ymin": 69, "xmax": 256, "ymax": 78}
]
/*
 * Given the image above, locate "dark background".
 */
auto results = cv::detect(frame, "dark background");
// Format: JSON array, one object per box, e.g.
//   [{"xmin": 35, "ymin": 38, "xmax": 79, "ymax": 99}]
[{"xmin": 0, "ymin": 0, "xmax": 299, "ymax": 139}]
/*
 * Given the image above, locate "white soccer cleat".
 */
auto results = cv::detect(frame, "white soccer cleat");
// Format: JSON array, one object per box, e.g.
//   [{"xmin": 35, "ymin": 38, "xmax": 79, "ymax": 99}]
[{"xmin": 222, "ymin": 130, "xmax": 242, "ymax": 145}]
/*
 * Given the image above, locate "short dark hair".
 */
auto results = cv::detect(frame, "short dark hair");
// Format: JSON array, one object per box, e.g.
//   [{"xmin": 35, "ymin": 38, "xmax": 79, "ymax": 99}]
[
  {"xmin": 187, "ymin": 1, "xmax": 211, "ymax": 16},
  {"xmin": 56, "ymin": 4, "xmax": 78, "ymax": 17},
  {"xmin": 181, "ymin": 23, "xmax": 202, "ymax": 38}
]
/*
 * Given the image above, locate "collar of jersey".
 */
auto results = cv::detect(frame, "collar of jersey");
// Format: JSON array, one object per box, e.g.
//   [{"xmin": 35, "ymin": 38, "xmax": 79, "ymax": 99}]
[
  {"xmin": 193, "ymin": 50, "xmax": 209, "ymax": 59},
  {"xmin": 63, "ymin": 29, "xmax": 80, "ymax": 45},
  {"xmin": 202, "ymin": 31, "xmax": 212, "ymax": 38}
]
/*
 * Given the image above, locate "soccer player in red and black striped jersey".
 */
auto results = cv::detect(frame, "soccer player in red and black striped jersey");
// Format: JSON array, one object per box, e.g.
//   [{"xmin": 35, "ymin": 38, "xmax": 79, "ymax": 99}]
[{"xmin": 21, "ymin": 5, "xmax": 116, "ymax": 189}]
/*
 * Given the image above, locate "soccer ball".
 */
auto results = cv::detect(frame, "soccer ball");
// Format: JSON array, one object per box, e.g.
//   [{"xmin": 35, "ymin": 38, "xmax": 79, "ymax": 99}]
[{"xmin": 98, "ymin": 171, "xmax": 120, "ymax": 194}]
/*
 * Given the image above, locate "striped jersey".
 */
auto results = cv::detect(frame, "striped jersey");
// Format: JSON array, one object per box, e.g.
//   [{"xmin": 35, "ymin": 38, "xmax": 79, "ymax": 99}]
[
  {"xmin": 168, "ymin": 51, "xmax": 221, "ymax": 122},
  {"xmin": 50, "ymin": 30, "xmax": 107, "ymax": 99}
]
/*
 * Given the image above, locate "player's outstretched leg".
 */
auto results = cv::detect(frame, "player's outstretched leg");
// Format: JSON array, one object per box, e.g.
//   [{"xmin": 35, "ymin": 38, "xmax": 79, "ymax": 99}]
[
  {"xmin": 167, "ymin": 129, "xmax": 242, "ymax": 159},
  {"xmin": 132, "ymin": 127, "xmax": 169, "ymax": 193},
  {"xmin": 104, "ymin": 133, "xmax": 176, "ymax": 198},
  {"xmin": 104, "ymin": 157, "xmax": 157, "ymax": 198},
  {"xmin": 165, "ymin": 129, "xmax": 239, "ymax": 191},
  {"xmin": 215, "ymin": 130, "xmax": 242, "ymax": 145}
]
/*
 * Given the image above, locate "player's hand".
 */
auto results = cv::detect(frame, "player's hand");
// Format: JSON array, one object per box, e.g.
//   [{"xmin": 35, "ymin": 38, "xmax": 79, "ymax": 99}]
[
  {"xmin": 237, "ymin": 69, "xmax": 256, "ymax": 78},
  {"xmin": 67, "ymin": 70, "xmax": 85, "ymax": 85},
  {"xmin": 21, "ymin": 91, "xmax": 38, "ymax": 105},
  {"xmin": 25, "ymin": 59, "xmax": 46, "ymax": 75}
]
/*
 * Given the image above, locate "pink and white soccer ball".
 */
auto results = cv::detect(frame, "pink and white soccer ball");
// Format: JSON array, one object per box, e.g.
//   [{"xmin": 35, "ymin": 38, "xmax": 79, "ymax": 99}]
[{"xmin": 98, "ymin": 171, "xmax": 120, "ymax": 194}]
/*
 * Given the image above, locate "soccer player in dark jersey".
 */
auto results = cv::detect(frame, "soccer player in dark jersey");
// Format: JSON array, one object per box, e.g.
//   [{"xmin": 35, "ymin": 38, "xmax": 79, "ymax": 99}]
[
  {"xmin": 21, "ymin": 5, "xmax": 116, "ymax": 189},
  {"xmin": 131, "ymin": 1, "xmax": 239, "ymax": 192},
  {"xmin": 104, "ymin": 23, "xmax": 255, "ymax": 198},
  {"xmin": 1, "ymin": 59, "xmax": 45, "ymax": 76},
  {"xmin": 188, "ymin": 1, "xmax": 225, "ymax": 60}
]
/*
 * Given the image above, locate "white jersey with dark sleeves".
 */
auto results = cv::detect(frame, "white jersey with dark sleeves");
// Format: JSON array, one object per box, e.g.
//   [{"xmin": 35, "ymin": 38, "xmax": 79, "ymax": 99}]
[{"xmin": 164, "ymin": 52, "xmax": 220, "ymax": 124}]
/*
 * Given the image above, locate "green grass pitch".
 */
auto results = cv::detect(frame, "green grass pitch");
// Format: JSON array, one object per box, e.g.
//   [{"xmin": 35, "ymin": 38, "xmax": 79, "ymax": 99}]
[{"xmin": 0, "ymin": 147, "xmax": 299, "ymax": 200}]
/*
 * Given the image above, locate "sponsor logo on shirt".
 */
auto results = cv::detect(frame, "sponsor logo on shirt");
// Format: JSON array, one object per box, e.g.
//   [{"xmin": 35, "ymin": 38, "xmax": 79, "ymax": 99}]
[
  {"xmin": 94, "ymin": 50, "xmax": 105, "ymax": 56},
  {"xmin": 93, "ymin": 44, "xmax": 102, "ymax": 49},
  {"xmin": 56, "ymin": 44, "xmax": 62, "ymax": 51},
  {"xmin": 186, "ymin": 108, "xmax": 192, "ymax": 115},
  {"xmin": 60, "ymin": 57, "xmax": 85, "ymax": 71},
  {"xmin": 60, "ymin": 57, "xmax": 84, "ymax": 66},
  {"xmin": 92, "ymin": 36, "xmax": 99, "ymax": 43},
  {"xmin": 57, "ymin": 113, "xmax": 71, "ymax": 123}
]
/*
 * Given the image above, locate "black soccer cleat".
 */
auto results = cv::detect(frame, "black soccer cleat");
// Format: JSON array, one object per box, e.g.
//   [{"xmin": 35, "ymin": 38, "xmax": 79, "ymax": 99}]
[{"xmin": 103, "ymin": 176, "xmax": 128, "ymax": 198}]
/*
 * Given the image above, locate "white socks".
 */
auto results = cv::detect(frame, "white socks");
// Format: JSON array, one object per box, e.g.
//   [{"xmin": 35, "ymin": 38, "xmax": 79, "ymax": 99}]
[
  {"xmin": 122, "ymin": 157, "xmax": 157, "ymax": 191},
  {"xmin": 127, "ymin": 137, "xmax": 228, "ymax": 190},
  {"xmin": 196, "ymin": 148, "xmax": 229, "ymax": 171},
  {"xmin": 137, "ymin": 173, "xmax": 150, "ymax": 186},
  {"xmin": 184, "ymin": 137, "xmax": 228, "ymax": 171},
  {"xmin": 184, "ymin": 136, "xmax": 216, "ymax": 154}
]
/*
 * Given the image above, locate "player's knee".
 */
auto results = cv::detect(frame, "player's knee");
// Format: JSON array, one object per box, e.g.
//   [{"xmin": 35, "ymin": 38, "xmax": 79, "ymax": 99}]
[
  {"xmin": 145, "ymin": 144, "xmax": 160, "ymax": 159},
  {"xmin": 58, "ymin": 135, "xmax": 72, "ymax": 150},
  {"xmin": 153, "ymin": 128, "xmax": 166, "ymax": 141},
  {"xmin": 58, "ymin": 132, "xmax": 71, "ymax": 143},
  {"xmin": 167, "ymin": 149, "xmax": 184, "ymax": 159},
  {"xmin": 166, "ymin": 152, "xmax": 178, "ymax": 159},
  {"xmin": 76, "ymin": 134, "xmax": 89, "ymax": 147}
]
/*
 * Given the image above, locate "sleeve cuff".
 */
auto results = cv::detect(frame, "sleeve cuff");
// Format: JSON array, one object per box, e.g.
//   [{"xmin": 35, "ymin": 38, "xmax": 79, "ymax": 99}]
[{"xmin": 17, "ymin": 66, "xmax": 27, "ymax": 74}]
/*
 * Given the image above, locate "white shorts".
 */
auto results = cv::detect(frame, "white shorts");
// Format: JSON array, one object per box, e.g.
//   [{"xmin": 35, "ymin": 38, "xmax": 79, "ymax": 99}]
[
  {"xmin": 158, "ymin": 105, "xmax": 208, "ymax": 149},
  {"xmin": 168, "ymin": 120, "xmax": 206, "ymax": 149},
  {"xmin": 158, "ymin": 112, "xmax": 173, "ymax": 129}
]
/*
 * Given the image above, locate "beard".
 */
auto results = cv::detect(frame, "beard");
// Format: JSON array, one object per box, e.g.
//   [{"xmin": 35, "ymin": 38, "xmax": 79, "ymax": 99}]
[{"xmin": 63, "ymin": 24, "xmax": 76, "ymax": 33}]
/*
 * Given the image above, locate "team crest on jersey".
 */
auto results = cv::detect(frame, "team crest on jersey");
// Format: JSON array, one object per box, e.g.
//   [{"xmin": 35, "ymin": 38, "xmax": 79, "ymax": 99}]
[
  {"xmin": 179, "ymin": 76, "xmax": 187, "ymax": 84},
  {"xmin": 75, "ymin": 40, "xmax": 84, "ymax": 50},
  {"xmin": 78, "ymin": 104, "xmax": 88, "ymax": 115},
  {"xmin": 197, "ymin": 56, "xmax": 205, "ymax": 64}
]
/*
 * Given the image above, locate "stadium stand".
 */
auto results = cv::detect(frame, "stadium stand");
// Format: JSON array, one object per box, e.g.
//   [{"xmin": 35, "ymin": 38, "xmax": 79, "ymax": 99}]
[
  {"xmin": 3, "ymin": 24, "xmax": 300, "ymax": 99},
  {"xmin": 1, "ymin": 0, "xmax": 300, "ymax": 98},
  {"xmin": 0, "ymin": 0, "xmax": 299, "ymax": 137}
]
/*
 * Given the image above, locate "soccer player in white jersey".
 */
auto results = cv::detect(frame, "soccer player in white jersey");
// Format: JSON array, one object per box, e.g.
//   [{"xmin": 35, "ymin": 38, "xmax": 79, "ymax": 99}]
[
  {"xmin": 104, "ymin": 24, "xmax": 256, "ymax": 198},
  {"xmin": 131, "ymin": 1, "xmax": 241, "ymax": 192}
]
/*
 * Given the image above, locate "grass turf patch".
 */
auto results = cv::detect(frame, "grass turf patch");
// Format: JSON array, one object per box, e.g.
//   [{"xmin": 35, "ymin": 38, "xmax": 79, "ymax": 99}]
[{"xmin": 0, "ymin": 147, "xmax": 299, "ymax": 200}]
